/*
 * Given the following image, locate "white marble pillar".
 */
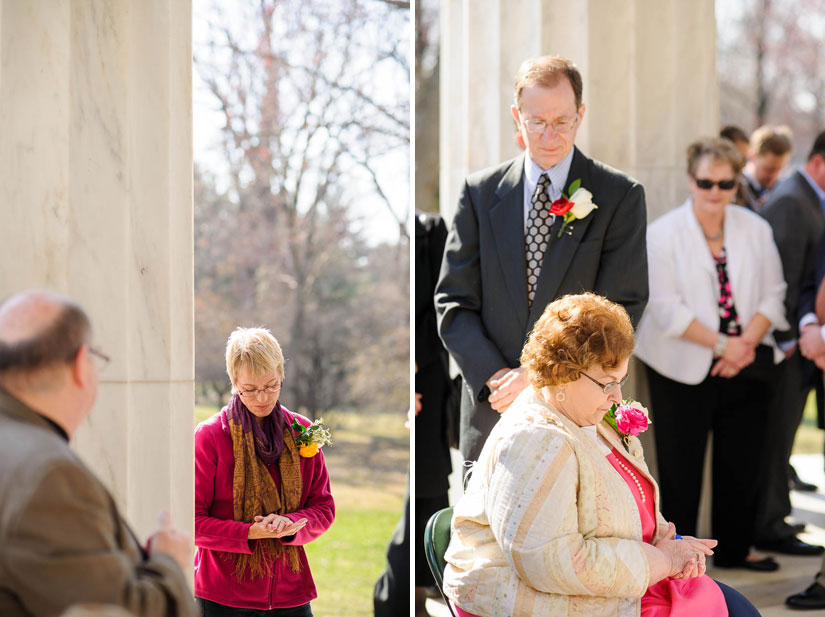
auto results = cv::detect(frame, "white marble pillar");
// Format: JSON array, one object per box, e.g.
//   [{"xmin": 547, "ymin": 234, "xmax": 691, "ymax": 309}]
[
  {"xmin": 0, "ymin": 0, "xmax": 194, "ymax": 542},
  {"xmin": 439, "ymin": 0, "xmax": 718, "ymax": 222}
]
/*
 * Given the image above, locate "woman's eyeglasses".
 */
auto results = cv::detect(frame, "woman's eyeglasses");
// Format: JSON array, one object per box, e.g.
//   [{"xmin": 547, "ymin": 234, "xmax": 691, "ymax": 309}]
[
  {"xmin": 581, "ymin": 372, "xmax": 629, "ymax": 395},
  {"xmin": 693, "ymin": 178, "xmax": 737, "ymax": 190},
  {"xmin": 238, "ymin": 383, "xmax": 283, "ymax": 399}
]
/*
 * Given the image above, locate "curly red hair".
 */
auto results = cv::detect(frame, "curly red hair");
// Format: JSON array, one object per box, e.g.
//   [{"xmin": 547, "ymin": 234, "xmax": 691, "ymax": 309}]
[{"xmin": 520, "ymin": 293, "xmax": 634, "ymax": 390}]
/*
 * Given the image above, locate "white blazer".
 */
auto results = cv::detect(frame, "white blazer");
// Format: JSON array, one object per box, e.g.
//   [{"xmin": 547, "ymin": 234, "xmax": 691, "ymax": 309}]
[{"xmin": 635, "ymin": 200, "xmax": 788, "ymax": 384}]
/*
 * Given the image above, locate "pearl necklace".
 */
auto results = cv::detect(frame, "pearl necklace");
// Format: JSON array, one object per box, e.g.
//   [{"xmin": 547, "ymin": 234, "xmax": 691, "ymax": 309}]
[{"xmin": 615, "ymin": 458, "xmax": 646, "ymax": 503}]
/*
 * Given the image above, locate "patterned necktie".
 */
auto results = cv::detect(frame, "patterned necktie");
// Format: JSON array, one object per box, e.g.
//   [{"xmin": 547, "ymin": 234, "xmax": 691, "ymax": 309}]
[{"xmin": 525, "ymin": 173, "xmax": 553, "ymax": 307}]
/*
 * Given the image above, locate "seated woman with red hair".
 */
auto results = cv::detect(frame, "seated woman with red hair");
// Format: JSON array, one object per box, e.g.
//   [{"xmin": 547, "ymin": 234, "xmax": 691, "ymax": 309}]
[{"xmin": 442, "ymin": 293, "xmax": 759, "ymax": 617}]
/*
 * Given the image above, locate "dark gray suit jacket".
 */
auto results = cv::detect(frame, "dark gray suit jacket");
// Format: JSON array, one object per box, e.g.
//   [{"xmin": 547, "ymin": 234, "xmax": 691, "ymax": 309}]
[
  {"xmin": 762, "ymin": 170, "xmax": 825, "ymax": 344},
  {"xmin": 434, "ymin": 148, "xmax": 648, "ymax": 460}
]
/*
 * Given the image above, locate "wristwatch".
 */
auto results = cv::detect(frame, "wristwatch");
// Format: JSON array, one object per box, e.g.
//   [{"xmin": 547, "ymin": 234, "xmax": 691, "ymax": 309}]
[{"xmin": 713, "ymin": 333, "xmax": 728, "ymax": 356}]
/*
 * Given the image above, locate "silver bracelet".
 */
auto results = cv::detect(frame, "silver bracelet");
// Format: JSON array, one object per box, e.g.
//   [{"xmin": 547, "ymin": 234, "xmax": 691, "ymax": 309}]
[{"xmin": 713, "ymin": 333, "xmax": 728, "ymax": 356}]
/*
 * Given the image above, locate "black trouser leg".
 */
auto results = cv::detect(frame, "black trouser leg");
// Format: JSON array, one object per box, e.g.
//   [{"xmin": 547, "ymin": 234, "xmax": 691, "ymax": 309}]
[
  {"xmin": 711, "ymin": 369, "xmax": 770, "ymax": 564},
  {"xmin": 645, "ymin": 363, "xmax": 714, "ymax": 536}
]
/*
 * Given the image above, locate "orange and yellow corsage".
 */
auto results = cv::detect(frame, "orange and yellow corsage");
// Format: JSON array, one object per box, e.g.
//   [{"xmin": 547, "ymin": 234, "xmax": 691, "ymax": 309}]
[{"xmin": 291, "ymin": 417, "xmax": 332, "ymax": 457}]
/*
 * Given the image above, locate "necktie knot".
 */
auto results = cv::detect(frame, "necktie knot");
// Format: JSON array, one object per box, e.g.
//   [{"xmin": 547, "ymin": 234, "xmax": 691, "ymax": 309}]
[{"xmin": 534, "ymin": 173, "xmax": 552, "ymax": 202}]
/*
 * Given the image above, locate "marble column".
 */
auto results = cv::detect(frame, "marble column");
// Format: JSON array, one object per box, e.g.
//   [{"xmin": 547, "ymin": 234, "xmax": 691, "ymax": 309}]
[{"xmin": 0, "ymin": 0, "xmax": 194, "ymax": 542}]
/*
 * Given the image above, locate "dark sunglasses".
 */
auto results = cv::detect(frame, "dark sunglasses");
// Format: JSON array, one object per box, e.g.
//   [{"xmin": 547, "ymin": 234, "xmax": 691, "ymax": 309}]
[{"xmin": 694, "ymin": 178, "xmax": 737, "ymax": 190}]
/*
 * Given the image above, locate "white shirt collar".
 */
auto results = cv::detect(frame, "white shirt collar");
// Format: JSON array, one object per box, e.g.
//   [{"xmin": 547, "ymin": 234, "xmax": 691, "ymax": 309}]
[
  {"xmin": 524, "ymin": 147, "xmax": 576, "ymax": 197},
  {"xmin": 742, "ymin": 169, "xmax": 763, "ymax": 192}
]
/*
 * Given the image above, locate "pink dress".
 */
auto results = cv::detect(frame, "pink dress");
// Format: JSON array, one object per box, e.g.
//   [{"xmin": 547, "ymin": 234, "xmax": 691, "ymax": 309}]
[
  {"xmin": 606, "ymin": 447, "xmax": 728, "ymax": 617},
  {"xmin": 451, "ymin": 447, "xmax": 728, "ymax": 617}
]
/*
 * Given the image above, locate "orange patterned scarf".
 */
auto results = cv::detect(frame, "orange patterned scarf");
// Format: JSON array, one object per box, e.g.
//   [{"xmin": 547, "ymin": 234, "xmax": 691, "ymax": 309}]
[{"xmin": 226, "ymin": 396, "xmax": 303, "ymax": 580}]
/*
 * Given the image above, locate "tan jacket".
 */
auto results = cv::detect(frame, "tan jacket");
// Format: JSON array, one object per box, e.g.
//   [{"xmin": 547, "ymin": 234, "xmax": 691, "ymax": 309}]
[
  {"xmin": 0, "ymin": 387, "xmax": 196, "ymax": 617},
  {"xmin": 443, "ymin": 389, "xmax": 668, "ymax": 617}
]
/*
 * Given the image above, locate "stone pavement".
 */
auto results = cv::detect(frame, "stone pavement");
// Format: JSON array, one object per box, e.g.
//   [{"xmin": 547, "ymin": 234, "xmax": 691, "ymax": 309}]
[
  {"xmin": 712, "ymin": 453, "xmax": 825, "ymax": 616},
  {"xmin": 426, "ymin": 451, "xmax": 825, "ymax": 616}
]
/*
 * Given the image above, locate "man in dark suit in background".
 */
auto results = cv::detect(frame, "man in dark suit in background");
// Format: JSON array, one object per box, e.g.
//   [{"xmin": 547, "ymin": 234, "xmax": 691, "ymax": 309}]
[
  {"xmin": 740, "ymin": 124, "xmax": 792, "ymax": 213},
  {"xmin": 434, "ymin": 55, "xmax": 648, "ymax": 462},
  {"xmin": 783, "ymin": 132, "xmax": 825, "ymax": 610},
  {"xmin": 413, "ymin": 210, "xmax": 453, "ymax": 617},
  {"xmin": 755, "ymin": 131, "xmax": 825, "ymax": 558}
]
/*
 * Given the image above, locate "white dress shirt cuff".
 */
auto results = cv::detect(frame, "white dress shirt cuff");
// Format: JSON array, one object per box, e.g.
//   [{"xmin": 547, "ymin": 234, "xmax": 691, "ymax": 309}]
[
  {"xmin": 778, "ymin": 339, "xmax": 797, "ymax": 352},
  {"xmin": 799, "ymin": 312, "xmax": 819, "ymax": 330}
]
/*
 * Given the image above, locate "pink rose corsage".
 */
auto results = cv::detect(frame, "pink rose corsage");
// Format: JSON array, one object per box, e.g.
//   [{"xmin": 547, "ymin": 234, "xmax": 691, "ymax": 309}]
[{"xmin": 604, "ymin": 400, "xmax": 651, "ymax": 451}]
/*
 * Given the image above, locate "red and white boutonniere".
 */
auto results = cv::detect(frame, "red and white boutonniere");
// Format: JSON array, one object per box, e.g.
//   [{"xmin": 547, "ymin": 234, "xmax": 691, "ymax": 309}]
[
  {"xmin": 548, "ymin": 179, "xmax": 598, "ymax": 238},
  {"xmin": 604, "ymin": 399, "xmax": 651, "ymax": 451}
]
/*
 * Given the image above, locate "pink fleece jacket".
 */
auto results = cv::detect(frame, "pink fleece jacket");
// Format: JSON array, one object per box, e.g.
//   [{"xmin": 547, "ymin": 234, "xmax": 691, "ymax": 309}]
[{"xmin": 194, "ymin": 406, "xmax": 335, "ymax": 609}]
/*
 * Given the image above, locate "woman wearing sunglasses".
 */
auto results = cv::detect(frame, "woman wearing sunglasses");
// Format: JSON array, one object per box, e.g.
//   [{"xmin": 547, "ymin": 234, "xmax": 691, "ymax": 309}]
[{"xmin": 635, "ymin": 137, "xmax": 788, "ymax": 571}]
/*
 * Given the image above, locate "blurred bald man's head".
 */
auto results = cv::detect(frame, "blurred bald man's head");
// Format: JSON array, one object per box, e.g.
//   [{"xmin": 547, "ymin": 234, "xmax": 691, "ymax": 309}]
[
  {"xmin": 0, "ymin": 290, "xmax": 91, "ymax": 375},
  {"xmin": 0, "ymin": 290, "xmax": 98, "ymax": 436}
]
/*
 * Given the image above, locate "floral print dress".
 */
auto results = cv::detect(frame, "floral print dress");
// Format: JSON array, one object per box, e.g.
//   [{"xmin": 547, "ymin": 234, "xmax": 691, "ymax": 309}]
[{"xmin": 714, "ymin": 248, "xmax": 742, "ymax": 344}]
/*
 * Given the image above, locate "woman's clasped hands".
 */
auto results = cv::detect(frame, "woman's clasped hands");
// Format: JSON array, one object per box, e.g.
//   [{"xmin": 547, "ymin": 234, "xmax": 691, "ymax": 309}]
[
  {"xmin": 655, "ymin": 522, "xmax": 717, "ymax": 579},
  {"xmin": 248, "ymin": 513, "xmax": 308, "ymax": 539},
  {"xmin": 710, "ymin": 335, "xmax": 756, "ymax": 378}
]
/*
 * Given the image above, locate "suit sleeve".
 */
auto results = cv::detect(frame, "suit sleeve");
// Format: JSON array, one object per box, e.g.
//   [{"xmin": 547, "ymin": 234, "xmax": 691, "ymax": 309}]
[
  {"xmin": 763, "ymin": 195, "xmax": 810, "ymax": 342},
  {"xmin": 592, "ymin": 182, "xmax": 649, "ymax": 328},
  {"xmin": 485, "ymin": 429, "xmax": 649, "ymax": 597},
  {"xmin": 798, "ymin": 230, "xmax": 825, "ymax": 322},
  {"xmin": 435, "ymin": 180, "xmax": 510, "ymax": 398},
  {"xmin": 3, "ymin": 461, "xmax": 195, "ymax": 617}
]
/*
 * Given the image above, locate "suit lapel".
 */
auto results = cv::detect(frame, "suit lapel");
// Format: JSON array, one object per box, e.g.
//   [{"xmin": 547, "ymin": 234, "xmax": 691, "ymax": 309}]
[
  {"xmin": 529, "ymin": 148, "xmax": 595, "ymax": 323},
  {"xmin": 489, "ymin": 155, "xmax": 530, "ymax": 328}
]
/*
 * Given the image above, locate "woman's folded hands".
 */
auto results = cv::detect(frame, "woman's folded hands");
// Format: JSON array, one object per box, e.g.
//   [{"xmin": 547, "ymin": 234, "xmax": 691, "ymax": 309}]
[
  {"xmin": 248, "ymin": 513, "xmax": 308, "ymax": 539},
  {"xmin": 654, "ymin": 522, "xmax": 716, "ymax": 580}
]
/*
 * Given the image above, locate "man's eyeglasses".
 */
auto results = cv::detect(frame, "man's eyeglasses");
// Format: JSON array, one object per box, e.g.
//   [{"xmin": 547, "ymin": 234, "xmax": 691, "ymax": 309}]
[
  {"xmin": 519, "ymin": 113, "xmax": 579, "ymax": 136},
  {"xmin": 88, "ymin": 346, "xmax": 111, "ymax": 367},
  {"xmin": 581, "ymin": 372, "xmax": 628, "ymax": 395},
  {"xmin": 238, "ymin": 382, "xmax": 283, "ymax": 399},
  {"xmin": 693, "ymin": 178, "xmax": 737, "ymax": 191}
]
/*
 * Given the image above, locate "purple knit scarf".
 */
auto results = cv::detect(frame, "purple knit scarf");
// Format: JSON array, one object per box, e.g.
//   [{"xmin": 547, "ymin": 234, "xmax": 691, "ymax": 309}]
[{"xmin": 225, "ymin": 394, "xmax": 285, "ymax": 465}]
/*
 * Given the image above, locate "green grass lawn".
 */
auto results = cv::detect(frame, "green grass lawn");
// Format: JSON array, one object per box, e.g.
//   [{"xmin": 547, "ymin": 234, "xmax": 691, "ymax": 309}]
[
  {"xmin": 305, "ymin": 507, "xmax": 401, "ymax": 617},
  {"xmin": 194, "ymin": 403, "xmax": 408, "ymax": 616},
  {"xmin": 793, "ymin": 390, "xmax": 825, "ymax": 455}
]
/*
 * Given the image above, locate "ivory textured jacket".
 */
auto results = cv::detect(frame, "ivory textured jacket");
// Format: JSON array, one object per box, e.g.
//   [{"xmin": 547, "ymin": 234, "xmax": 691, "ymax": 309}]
[{"xmin": 443, "ymin": 388, "xmax": 668, "ymax": 617}]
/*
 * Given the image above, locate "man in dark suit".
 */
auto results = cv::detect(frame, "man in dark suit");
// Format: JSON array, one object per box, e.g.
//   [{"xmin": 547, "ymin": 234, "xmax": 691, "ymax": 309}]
[
  {"xmin": 783, "ymin": 132, "xmax": 825, "ymax": 609},
  {"xmin": 434, "ymin": 55, "xmax": 648, "ymax": 462},
  {"xmin": 0, "ymin": 290, "xmax": 196, "ymax": 616},
  {"xmin": 755, "ymin": 131, "xmax": 825, "ymax": 558},
  {"xmin": 413, "ymin": 211, "xmax": 453, "ymax": 616}
]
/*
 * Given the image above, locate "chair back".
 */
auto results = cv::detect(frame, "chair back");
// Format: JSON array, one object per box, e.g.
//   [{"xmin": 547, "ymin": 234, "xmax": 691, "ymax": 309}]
[{"xmin": 424, "ymin": 506, "xmax": 456, "ymax": 617}]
